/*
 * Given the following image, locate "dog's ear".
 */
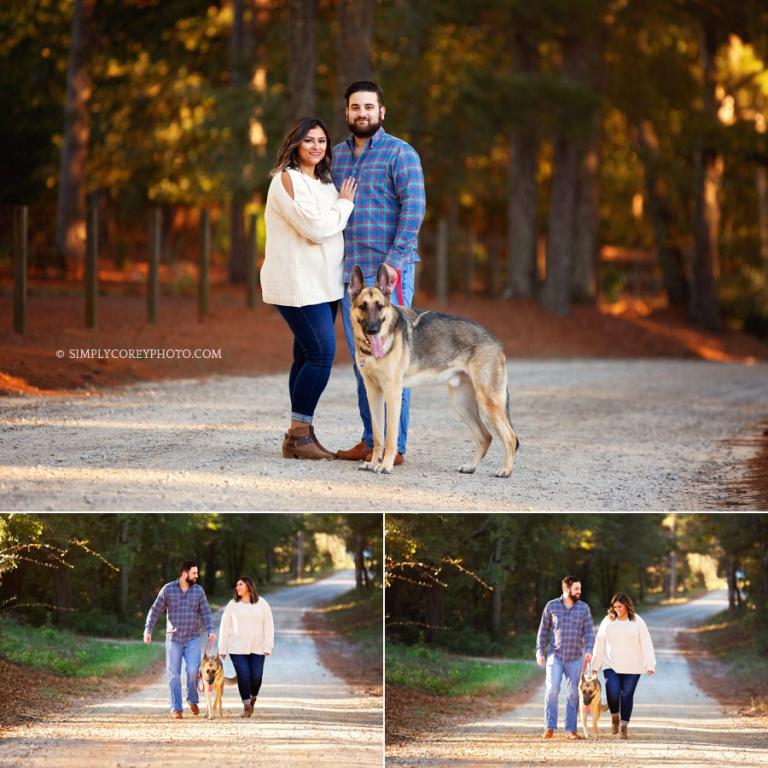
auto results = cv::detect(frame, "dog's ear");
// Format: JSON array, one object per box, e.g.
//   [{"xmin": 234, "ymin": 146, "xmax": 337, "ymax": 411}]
[
  {"xmin": 376, "ymin": 263, "xmax": 392, "ymax": 297},
  {"xmin": 349, "ymin": 265, "xmax": 365, "ymax": 301}
]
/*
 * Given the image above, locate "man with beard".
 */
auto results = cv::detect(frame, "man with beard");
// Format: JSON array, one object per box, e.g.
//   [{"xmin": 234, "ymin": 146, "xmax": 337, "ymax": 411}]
[
  {"xmin": 333, "ymin": 80, "xmax": 426, "ymax": 466},
  {"xmin": 536, "ymin": 575, "xmax": 595, "ymax": 740},
  {"xmin": 144, "ymin": 561, "xmax": 215, "ymax": 718}
]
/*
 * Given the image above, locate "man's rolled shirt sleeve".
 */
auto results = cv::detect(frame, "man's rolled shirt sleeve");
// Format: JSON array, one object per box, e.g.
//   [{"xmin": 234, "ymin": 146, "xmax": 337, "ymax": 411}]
[
  {"xmin": 385, "ymin": 145, "xmax": 426, "ymax": 273},
  {"xmin": 199, "ymin": 591, "xmax": 214, "ymax": 635},
  {"xmin": 144, "ymin": 584, "xmax": 167, "ymax": 634}
]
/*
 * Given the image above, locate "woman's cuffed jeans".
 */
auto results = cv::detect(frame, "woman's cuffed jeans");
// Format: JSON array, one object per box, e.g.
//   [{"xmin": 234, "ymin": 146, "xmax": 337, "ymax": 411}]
[
  {"xmin": 274, "ymin": 301, "xmax": 338, "ymax": 422},
  {"xmin": 230, "ymin": 653, "xmax": 266, "ymax": 702},
  {"xmin": 603, "ymin": 668, "xmax": 641, "ymax": 723}
]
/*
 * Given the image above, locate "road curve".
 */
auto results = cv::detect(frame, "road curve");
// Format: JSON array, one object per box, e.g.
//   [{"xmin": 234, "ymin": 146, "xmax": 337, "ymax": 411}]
[{"xmin": 0, "ymin": 570, "xmax": 382, "ymax": 768}]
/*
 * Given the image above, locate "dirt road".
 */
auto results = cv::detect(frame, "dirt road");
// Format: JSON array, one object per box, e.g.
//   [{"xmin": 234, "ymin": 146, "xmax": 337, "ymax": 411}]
[
  {"xmin": 0, "ymin": 571, "xmax": 382, "ymax": 768},
  {"xmin": 1, "ymin": 359, "xmax": 767, "ymax": 510},
  {"xmin": 386, "ymin": 590, "xmax": 768, "ymax": 768}
]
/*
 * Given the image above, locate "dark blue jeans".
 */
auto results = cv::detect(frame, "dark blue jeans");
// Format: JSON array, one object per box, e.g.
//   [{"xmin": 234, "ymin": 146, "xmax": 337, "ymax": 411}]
[
  {"xmin": 275, "ymin": 301, "xmax": 338, "ymax": 423},
  {"xmin": 230, "ymin": 653, "xmax": 266, "ymax": 702},
  {"xmin": 603, "ymin": 668, "xmax": 641, "ymax": 723}
]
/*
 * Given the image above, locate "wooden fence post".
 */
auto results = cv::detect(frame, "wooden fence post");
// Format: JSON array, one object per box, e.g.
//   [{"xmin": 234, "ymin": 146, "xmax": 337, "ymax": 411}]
[
  {"xmin": 247, "ymin": 212, "xmax": 258, "ymax": 308},
  {"xmin": 198, "ymin": 209, "xmax": 210, "ymax": 319},
  {"xmin": 13, "ymin": 206, "xmax": 28, "ymax": 335},
  {"xmin": 147, "ymin": 208, "xmax": 160, "ymax": 323},
  {"xmin": 85, "ymin": 192, "xmax": 98, "ymax": 329},
  {"xmin": 436, "ymin": 217, "xmax": 448, "ymax": 307}
]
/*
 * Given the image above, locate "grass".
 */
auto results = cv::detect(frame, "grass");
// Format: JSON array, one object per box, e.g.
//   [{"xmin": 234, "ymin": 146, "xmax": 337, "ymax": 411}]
[
  {"xmin": 386, "ymin": 643, "xmax": 539, "ymax": 697},
  {"xmin": 320, "ymin": 586, "xmax": 382, "ymax": 666},
  {"xmin": 0, "ymin": 616, "xmax": 164, "ymax": 678},
  {"xmin": 694, "ymin": 609, "xmax": 768, "ymax": 684}
]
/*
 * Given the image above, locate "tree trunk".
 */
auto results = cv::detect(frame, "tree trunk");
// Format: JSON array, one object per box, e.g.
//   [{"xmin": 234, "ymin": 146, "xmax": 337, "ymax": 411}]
[
  {"xmin": 491, "ymin": 538, "xmax": 503, "ymax": 638},
  {"xmin": 287, "ymin": 0, "xmax": 317, "ymax": 123},
  {"xmin": 543, "ymin": 132, "xmax": 580, "ymax": 315},
  {"xmin": 505, "ymin": 127, "xmax": 539, "ymax": 298},
  {"xmin": 424, "ymin": 584, "xmax": 444, "ymax": 643},
  {"xmin": 689, "ymin": 23, "xmax": 722, "ymax": 330},
  {"xmin": 50, "ymin": 566, "xmax": 72, "ymax": 624},
  {"xmin": 204, "ymin": 539, "xmax": 217, "ymax": 594},
  {"xmin": 118, "ymin": 517, "xmax": 130, "ymax": 618},
  {"xmin": 228, "ymin": 0, "xmax": 250, "ymax": 282},
  {"xmin": 504, "ymin": 33, "xmax": 539, "ymax": 299},
  {"xmin": 334, "ymin": 0, "xmax": 374, "ymax": 138},
  {"xmin": 55, "ymin": 0, "xmax": 94, "ymax": 273},
  {"xmin": 571, "ymin": 134, "xmax": 600, "ymax": 303},
  {"xmin": 756, "ymin": 165, "xmax": 768, "ymax": 302},
  {"xmin": 636, "ymin": 120, "xmax": 688, "ymax": 305}
]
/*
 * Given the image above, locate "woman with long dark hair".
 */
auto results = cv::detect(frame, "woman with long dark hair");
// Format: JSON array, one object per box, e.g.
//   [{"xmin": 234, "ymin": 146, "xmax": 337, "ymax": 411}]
[
  {"xmin": 261, "ymin": 117, "xmax": 357, "ymax": 459},
  {"xmin": 218, "ymin": 576, "xmax": 274, "ymax": 717},
  {"xmin": 591, "ymin": 592, "xmax": 656, "ymax": 739}
]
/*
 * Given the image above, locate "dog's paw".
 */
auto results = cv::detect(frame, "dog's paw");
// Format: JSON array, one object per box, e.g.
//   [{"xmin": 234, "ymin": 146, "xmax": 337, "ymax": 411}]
[
  {"xmin": 458, "ymin": 465, "xmax": 477, "ymax": 474},
  {"xmin": 494, "ymin": 468, "xmax": 512, "ymax": 478},
  {"xmin": 358, "ymin": 461, "xmax": 377, "ymax": 472},
  {"xmin": 373, "ymin": 463, "xmax": 392, "ymax": 474}
]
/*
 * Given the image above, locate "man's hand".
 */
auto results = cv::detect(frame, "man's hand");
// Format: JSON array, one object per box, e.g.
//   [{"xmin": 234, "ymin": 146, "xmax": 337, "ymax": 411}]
[
  {"xmin": 143, "ymin": 631, "xmax": 152, "ymax": 645},
  {"xmin": 585, "ymin": 653, "xmax": 593, "ymax": 664},
  {"xmin": 207, "ymin": 632, "xmax": 216, "ymax": 648},
  {"xmin": 536, "ymin": 654, "xmax": 545, "ymax": 668}
]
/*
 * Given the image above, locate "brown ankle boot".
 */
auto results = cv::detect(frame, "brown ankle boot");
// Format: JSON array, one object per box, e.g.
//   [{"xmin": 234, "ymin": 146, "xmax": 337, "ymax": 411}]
[
  {"xmin": 611, "ymin": 714, "xmax": 620, "ymax": 735},
  {"xmin": 620, "ymin": 723, "xmax": 628, "ymax": 740},
  {"xmin": 282, "ymin": 426, "xmax": 336, "ymax": 460},
  {"xmin": 240, "ymin": 701, "xmax": 253, "ymax": 718}
]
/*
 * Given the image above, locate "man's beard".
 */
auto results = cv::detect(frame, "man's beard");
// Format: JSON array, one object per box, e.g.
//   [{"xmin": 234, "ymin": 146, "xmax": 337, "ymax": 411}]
[
  {"xmin": 569, "ymin": 590, "xmax": 580, "ymax": 602},
  {"xmin": 185, "ymin": 575, "xmax": 197, "ymax": 586},
  {"xmin": 348, "ymin": 116, "xmax": 381, "ymax": 138}
]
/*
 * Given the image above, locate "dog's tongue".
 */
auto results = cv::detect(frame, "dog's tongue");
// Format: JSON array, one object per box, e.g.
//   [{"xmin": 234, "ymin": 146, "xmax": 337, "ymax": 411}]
[
  {"xmin": 369, "ymin": 334, "xmax": 384, "ymax": 359},
  {"xmin": 207, "ymin": 684, "xmax": 213, "ymax": 692}
]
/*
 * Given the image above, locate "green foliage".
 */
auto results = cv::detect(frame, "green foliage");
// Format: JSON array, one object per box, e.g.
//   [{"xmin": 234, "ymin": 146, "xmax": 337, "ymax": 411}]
[
  {"xmin": 386, "ymin": 643, "xmax": 539, "ymax": 697},
  {"xmin": 321, "ymin": 586, "xmax": 382, "ymax": 666},
  {"xmin": 0, "ymin": 616, "xmax": 164, "ymax": 678}
]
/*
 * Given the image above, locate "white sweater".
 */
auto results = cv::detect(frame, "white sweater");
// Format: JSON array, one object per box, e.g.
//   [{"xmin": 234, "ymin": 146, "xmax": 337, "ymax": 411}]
[
  {"xmin": 218, "ymin": 597, "xmax": 275, "ymax": 656},
  {"xmin": 261, "ymin": 168, "xmax": 354, "ymax": 307},
  {"xmin": 592, "ymin": 614, "xmax": 656, "ymax": 674}
]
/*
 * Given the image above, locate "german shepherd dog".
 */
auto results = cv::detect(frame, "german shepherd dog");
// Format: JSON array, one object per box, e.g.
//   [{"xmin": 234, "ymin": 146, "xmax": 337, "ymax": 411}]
[
  {"xmin": 199, "ymin": 653, "xmax": 225, "ymax": 720},
  {"xmin": 579, "ymin": 668, "xmax": 609, "ymax": 739},
  {"xmin": 348, "ymin": 264, "xmax": 519, "ymax": 476}
]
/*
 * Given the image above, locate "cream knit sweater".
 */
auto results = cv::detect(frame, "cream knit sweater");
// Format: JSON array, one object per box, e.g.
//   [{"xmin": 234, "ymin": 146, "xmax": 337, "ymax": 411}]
[
  {"xmin": 218, "ymin": 597, "xmax": 275, "ymax": 656},
  {"xmin": 592, "ymin": 614, "xmax": 656, "ymax": 674},
  {"xmin": 261, "ymin": 168, "xmax": 354, "ymax": 307}
]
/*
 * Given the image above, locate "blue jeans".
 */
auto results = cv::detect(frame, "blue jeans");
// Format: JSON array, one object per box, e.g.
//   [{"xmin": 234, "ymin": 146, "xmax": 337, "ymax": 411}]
[
  {"xmin": 275, "ymin": 301, "xmax": 338, "ymax": 422},
  {"xmin": 544, "ymin": 654, "xmax": 581, "ymax": 732},
  {"xmin": 165, "ymin": 636, "xmax": 201, "ymax": 713},
  {"xmin": 603, "ymin": 668, "xmax": 641, "ymax": 723},
  {"xmin": 341, "ymin": 263, "xmax": 415, "ymax": 455},
  {"xmin": 230, "ymin": 653, "xmax": 266, "ymax": 702}
]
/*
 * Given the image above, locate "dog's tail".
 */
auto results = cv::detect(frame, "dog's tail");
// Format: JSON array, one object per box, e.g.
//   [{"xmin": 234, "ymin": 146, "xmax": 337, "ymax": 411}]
[{"xmin": 505, "ymin": 388, "xmax": 520, "ymax": 451}]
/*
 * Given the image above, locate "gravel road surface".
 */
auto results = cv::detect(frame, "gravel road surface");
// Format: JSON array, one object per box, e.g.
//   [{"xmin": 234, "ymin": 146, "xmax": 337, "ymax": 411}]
[
  {"xmin": 0, "ymin": 571, "xmax": 382, "ymax": 768},
  {"xmin": 1, "ymin": 359, "xmax": 767, "ymax": 510},
  {"xmin": 386, "ymin": 590, "xmax": 768, "ymax": 767}
]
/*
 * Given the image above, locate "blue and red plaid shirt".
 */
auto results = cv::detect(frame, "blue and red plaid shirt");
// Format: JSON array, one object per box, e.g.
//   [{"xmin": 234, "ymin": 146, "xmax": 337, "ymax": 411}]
[
  {"xmin": 536, "ymin": 597, "xmax": 595, "ymax": 662},
  {"xmin": 332, "ymin": 128, "xmax": 426, "ymax": 283},
  {"xmin": 145, "ymin": 580, "xmax": 214, "ymax": 645}
]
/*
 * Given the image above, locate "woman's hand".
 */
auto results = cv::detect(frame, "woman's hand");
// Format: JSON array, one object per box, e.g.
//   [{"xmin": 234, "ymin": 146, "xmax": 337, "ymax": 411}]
[
  {"xmin": 339, "ymin": 177, "xmax": 357, "ymax": 202},
  {"xmin": 647, "ymin": 669, "xmax": 654, "ymax": 676}
]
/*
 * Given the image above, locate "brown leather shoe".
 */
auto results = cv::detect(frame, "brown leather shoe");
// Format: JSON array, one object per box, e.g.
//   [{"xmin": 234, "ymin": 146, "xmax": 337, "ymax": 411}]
[
  {"xmin": 189, "ymin": 703, "xmax": 199, "ymax": 716},
  {"xmin": 282, "ymin": 426, "xmax": 336, "ymax": 460},
  {"xmin": 566, "ymin": 731, "xmax": 582, "ymax": 740},
  {"xmin": 172, "ymin": 710, "xmax": 183, "ymax": 719},
  {"xmin": 365, "ymin": 450, "xmax": 404, "ymax": 466},
  {"xmin": 620, "ymin": 724, "xmax": 628, "ymax": 740},
  {"xmin": 611, "ymin": 714, "xmax": 620, "ymax": 735},
  {"xmin": 336, "ymin": 440, "xmax": 371, "ymax": 461},
  {"xmin": 543, "ymin": 728, "xmax": 554, "ymax": 739}
]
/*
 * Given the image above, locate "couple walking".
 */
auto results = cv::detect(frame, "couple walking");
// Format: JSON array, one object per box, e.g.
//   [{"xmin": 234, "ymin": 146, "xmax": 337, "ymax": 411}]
[
  {"xmin": 260, "ymin": 80, "xmax": 426, "ymax": 465},
  {"xmin": 143, "ymin": 561, "xmax": 275, "ymax": 718},
  {"xmin": 536, "ymin": 575, "xmax": 656, "ymax": 740}
]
